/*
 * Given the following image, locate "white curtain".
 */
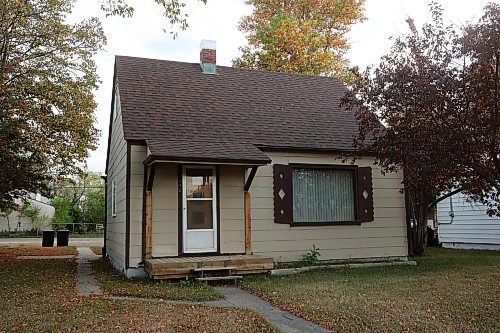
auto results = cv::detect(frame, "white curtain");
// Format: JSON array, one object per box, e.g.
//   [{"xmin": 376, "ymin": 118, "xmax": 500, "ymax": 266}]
[{"xmin": 292, "ymin": 169, "xmax": 355, "ymax": 222}]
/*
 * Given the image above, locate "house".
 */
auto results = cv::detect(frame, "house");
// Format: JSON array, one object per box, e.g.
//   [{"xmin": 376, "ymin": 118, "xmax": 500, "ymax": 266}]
[
  {"xmin": 436, "ymin": 192, "xmax": 500, "ymax": 250},
  {"xmin": 105, "ymin": 40, "xmax": 408, "ymax": 279},
  {"xmin": 0, "ymin": 193, "xmax": 54, "ymax": 232}
]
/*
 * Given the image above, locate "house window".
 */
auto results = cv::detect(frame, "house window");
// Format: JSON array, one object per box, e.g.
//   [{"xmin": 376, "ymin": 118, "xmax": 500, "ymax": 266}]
[
  {"xmin": 111, "ymin": 179, "xmax": 116, "ymax": 217},
  {"xmin": 292, "ymin": 168, "xmax": 355, "ymax": 223},
  {"xmin": 113, "ymin": 86, "xmax": 120, "ymax": 121}
]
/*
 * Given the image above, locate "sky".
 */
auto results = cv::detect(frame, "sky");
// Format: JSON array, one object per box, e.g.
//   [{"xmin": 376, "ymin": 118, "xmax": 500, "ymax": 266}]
[{"xmin": 69, "ymin": 0, "xmax": 495, "ymax": 173}]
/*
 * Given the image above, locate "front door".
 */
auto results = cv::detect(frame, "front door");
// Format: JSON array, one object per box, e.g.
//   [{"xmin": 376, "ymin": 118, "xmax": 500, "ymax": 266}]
[{"xmin": 182, "ymin": 166, "xmax": 217, "ymax": 253}]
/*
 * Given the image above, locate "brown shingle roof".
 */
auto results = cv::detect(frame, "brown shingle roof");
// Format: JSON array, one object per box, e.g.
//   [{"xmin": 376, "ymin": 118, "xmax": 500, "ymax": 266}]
[{"xmin": 115, "ymin": 56, "xmax": 359, "ymax": 164}]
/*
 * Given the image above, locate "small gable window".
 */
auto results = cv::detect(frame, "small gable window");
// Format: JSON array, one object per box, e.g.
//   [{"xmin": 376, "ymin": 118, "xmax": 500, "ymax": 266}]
[
  {"xmin": 273, "ymin": 164, "xmax": 374, "ymax": 225},
  {"xmin": 111, "ymin": 179, "xmax": 116, "ymax": 217}
]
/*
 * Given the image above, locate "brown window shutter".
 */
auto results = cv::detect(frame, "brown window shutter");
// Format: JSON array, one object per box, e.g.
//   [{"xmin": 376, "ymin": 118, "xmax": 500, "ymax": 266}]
[
  {"xmin": 357, "ymin": 167, "xmax": 374, "ymax": 222},
  {"xmin": 273, "ymin": 164, "xmax": 293, "ymax": 224}
]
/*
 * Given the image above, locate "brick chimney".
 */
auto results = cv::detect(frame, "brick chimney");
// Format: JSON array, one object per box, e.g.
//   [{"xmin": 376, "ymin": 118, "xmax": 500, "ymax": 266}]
[{"xmin": 200, "ymin": 40, "xmax": 216, "ymax": 74}]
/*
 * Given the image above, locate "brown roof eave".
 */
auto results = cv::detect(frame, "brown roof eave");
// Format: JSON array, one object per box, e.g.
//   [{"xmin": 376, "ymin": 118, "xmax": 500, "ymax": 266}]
[
  {"xmin": 255, "ymin": 145, "xmax": 377, "ymax": 157},
  {"xmin": 143, "ymin": 154, "xmax": 271, "ymax": 167}
]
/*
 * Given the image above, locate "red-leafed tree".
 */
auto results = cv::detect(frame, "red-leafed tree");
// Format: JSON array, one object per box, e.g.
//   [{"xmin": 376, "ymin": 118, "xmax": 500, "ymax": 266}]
[{"xmin": 342, "ymin": 2, "xmax": 499, "ymax": 255}]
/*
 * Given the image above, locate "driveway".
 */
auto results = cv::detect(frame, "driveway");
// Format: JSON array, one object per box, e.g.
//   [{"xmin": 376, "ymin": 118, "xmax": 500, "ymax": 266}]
[{"xmin": 0, "ymin": 237, "xmax": 104, "ymax": 248}]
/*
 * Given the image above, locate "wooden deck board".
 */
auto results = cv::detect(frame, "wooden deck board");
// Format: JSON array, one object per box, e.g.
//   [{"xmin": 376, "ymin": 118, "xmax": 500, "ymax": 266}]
[{"xmin": 145, "ymin": 254, "xmax": 273, "ymax": 280}]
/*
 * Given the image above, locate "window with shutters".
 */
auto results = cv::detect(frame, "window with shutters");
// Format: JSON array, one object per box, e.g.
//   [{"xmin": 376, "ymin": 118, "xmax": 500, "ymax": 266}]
[
  {"xmin": 273, "ymin": 164, "xmax": 374, "ymax": 225},
  {"xmin": 292, "ymin": 168, "xmax": 356, "ymax": 223}
]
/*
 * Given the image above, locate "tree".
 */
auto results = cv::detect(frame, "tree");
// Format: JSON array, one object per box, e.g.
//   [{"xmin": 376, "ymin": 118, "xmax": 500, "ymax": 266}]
[
  {"xmin": 100, "ymin": 0, "xmax": 207, "ymax": 38},
  {"xmin": 51, "ymin": 171, "xmax": 104, "ymax": 230},
  {"xmin": 19, "ymin": 201, "xmax": 48, "ymax": 233},
  {"xmin": 342, "ymin": 2, "xmax": 500, "ymax": 255},
  {"xmin": 233, "ymin": 0, "xmax": 365, "ymax": 80},
  {"xmin": 0, "ymin": 207, "xmax": 13, "ymax": 232},
  {"xmin": 51, "ymin": 197, "xmax": 72, "ymax": 229},
  {"xmin": 0, "ymin": 0, "xmax": 105, "ymax": 210},
  {"xmin": 82, "ymin": 190, "xmax": 105, "ymax": 228}
]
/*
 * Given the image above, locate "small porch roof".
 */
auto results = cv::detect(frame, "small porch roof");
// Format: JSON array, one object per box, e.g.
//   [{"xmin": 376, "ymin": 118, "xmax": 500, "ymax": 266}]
[{"xmin": 144, "ymin": 138, "xmax": 271, "ymax": 166}]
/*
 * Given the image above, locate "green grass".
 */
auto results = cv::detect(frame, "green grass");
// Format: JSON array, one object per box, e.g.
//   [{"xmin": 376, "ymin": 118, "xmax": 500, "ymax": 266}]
[
  {"xmin": 92, "ymin": 258, "xmax": 223, "ymax": 301},
  {"xmin": 69, "ymin": 233, "xmax": 104, "ymax": 238},
  {"xmin": 0, "ymin": 249, "xmax": 275, "ymax": 333},
  {"xmin": 243, "ymin": 248, "xmax": 500, "ymax": 333},
  {"xmin": 90, "ymin": 246, "xmax": 102, "ymax": 255}
]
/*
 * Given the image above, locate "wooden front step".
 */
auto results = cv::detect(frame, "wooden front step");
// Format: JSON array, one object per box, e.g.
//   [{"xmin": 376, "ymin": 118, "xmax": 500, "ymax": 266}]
[
  {"xmin": 196, "ymin": 275, "xmax": 243, "ymax": 282},
  {"xmin": 193, "ymin": 266, "xmax": 237, "ymax": 272},
  {"xmin": 145, "ymin": 254, "xmax": 273, "ymax": 280}
]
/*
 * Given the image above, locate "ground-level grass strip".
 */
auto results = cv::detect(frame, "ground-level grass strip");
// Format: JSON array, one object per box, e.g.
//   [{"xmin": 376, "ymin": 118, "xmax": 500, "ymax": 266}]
[
  {"xmin": 91, "ymin": 258, "xmax": 223, "ymax": 301},
  {"xmin": 0, "ymin": 248, "xmax": 276, "ymax": 333},
  {"xmin": 0, "ymin": 246, "xmax": 78, "ymax": 257},
  {"xmin": 90, "ymin": 246, "xmax": 102, "ymax": 255},
  {"xmin": 243, "ymin": 248, "xmax": 500, "ymax": 333}
]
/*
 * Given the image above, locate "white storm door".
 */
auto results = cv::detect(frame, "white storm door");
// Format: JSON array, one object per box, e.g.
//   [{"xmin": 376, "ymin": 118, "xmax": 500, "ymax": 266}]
[{"xmin": 182, "ymin": 166, "xmax": 217, "ymax": 253}]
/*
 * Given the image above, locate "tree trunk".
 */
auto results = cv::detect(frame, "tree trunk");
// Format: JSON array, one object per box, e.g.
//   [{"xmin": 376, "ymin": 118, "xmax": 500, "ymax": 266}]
[
  {"xmin": 413, "ymin": 206, "xmax": 428, "ymax": 255},
  {"xmin": 406, "ymin": 185, "xmax": 430, "ymax": 256}
]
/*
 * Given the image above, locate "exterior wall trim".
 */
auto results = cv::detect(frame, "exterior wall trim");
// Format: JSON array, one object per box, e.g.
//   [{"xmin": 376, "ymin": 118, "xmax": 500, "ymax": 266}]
[
  {"xmin": 125, "ymin": 142, "xmax": 131, "ymax": 268},
  {"xmin": 141, "ymin": 165, "xmax": 147, "ymax": 262},
  {"xmin": 102, "ymin": 175, "xmax": 108, "ymax": 256}
]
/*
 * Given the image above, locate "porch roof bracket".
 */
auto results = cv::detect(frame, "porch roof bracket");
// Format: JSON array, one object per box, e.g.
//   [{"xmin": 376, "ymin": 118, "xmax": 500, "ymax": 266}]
[
  {"xmin": 244, "ymin": 166, "xmax": 259, "ymax": 192},
  {"xmin": 147, "ymin": 164, "xmax": 157, "ymax": 191}
]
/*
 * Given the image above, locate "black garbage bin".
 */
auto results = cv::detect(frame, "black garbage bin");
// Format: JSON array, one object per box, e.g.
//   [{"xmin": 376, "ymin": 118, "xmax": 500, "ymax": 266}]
[
  {"xmin": 57, "ymin": 230, "xmax": 70, "ymax": 247},
  {"xmin": 42, "ymin": 230, "xmax": 55, "ymax": 247}
]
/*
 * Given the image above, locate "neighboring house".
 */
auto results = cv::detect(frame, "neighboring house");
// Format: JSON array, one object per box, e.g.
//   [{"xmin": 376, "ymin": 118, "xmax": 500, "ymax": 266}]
[
  {"xmin": 105, "ymin": 40, "xmax": 408, "ymax": 279},
  {"xmin": 0, "ymin": 193, "xmax": 54, "ymax": 232},
  {"xmin": 437, "ymin": 192, "xmax": 500, "ymax": 250}
]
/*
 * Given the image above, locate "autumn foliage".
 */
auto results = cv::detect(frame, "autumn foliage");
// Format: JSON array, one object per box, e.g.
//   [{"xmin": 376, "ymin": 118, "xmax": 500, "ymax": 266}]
[
  {"xmin": 342, "ymin": 2, "xmax": 500, "ymax": 254},
  {"xmin": 233, "ymin": 0, "xmax": 365, "ymax": 80},
  {"xmin": 0, "ymin": 0, "xmax": 105, "ymax": 210},
  {"xmin": 100, "ymin": 0, "xmax": 208, "ymax": 38}
]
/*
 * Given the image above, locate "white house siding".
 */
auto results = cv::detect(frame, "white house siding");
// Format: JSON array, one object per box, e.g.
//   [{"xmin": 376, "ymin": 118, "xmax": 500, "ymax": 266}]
[
  {"xmin": 129, "ymin": 145, "xmax": 147, "ymax": 268},
  {"xmin": 437, "ymin": 193, "xmax": 500, "ymax": 250},
  {"xmin": 106, "ymin": 86, "xmax": 127, "ymax": 271},
  {"xmin": 249, "ymin": 152, "xmax": 408, "ymax": 262},
  {"xmin": 0, "ymin": 194, "xmax": 54, "ymax": 232}
]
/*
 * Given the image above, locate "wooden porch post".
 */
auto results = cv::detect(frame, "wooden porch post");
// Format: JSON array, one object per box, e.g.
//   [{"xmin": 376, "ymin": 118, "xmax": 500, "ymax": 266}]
[
  {"xmin": 145, "ymin": 190, "xmax": 153, "ymax": 259},
  {"xmin": 244, "ymin": 191, "xmax": 251, "ymax": 255}
]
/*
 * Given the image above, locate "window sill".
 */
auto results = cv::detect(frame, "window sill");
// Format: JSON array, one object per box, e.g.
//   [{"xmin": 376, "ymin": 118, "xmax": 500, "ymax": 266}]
[{"xmin": 290, "ymin": 221, "xmax": 361, "ymax": 227}]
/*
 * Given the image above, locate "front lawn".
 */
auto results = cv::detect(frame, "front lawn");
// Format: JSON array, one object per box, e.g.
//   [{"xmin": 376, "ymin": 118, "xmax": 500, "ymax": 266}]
[
  {"xmin": 92, "ymin": 258, "xmax": 223, "ymax": 301},
  {"xmin": 67, "ymin": 298, "xmax": 275, "ymax": 333},
  {"xmin": 0, "ymin": 248, "xmax": 276, "ymax": 333},
  {"xmin": 0, "ymin": 246, "xmax": 78, "ymax": 256},
  {"xmin": 243, "ymin": 248, "xmax": 500, "ymax": 333}
]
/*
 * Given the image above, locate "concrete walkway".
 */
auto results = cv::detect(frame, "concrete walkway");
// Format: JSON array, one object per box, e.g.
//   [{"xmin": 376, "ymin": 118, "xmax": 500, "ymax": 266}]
[
  {"xmin": 216, "ymin": 287, "xmax": 331, "ymax": 333},
  {"xmin": 0, "ymin": 237, "xmax": 104, "ymax": 248},
  {"xmin": 76, "ymin": 247, "xmax": 102, "ymax": 296},
  {"xmin": 71, "ymin": 247, "xmax": 329, "ymax": 332},
  {"xmin": 109, "ymin": 287, "xmax": 330, "ymax": 333}
]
